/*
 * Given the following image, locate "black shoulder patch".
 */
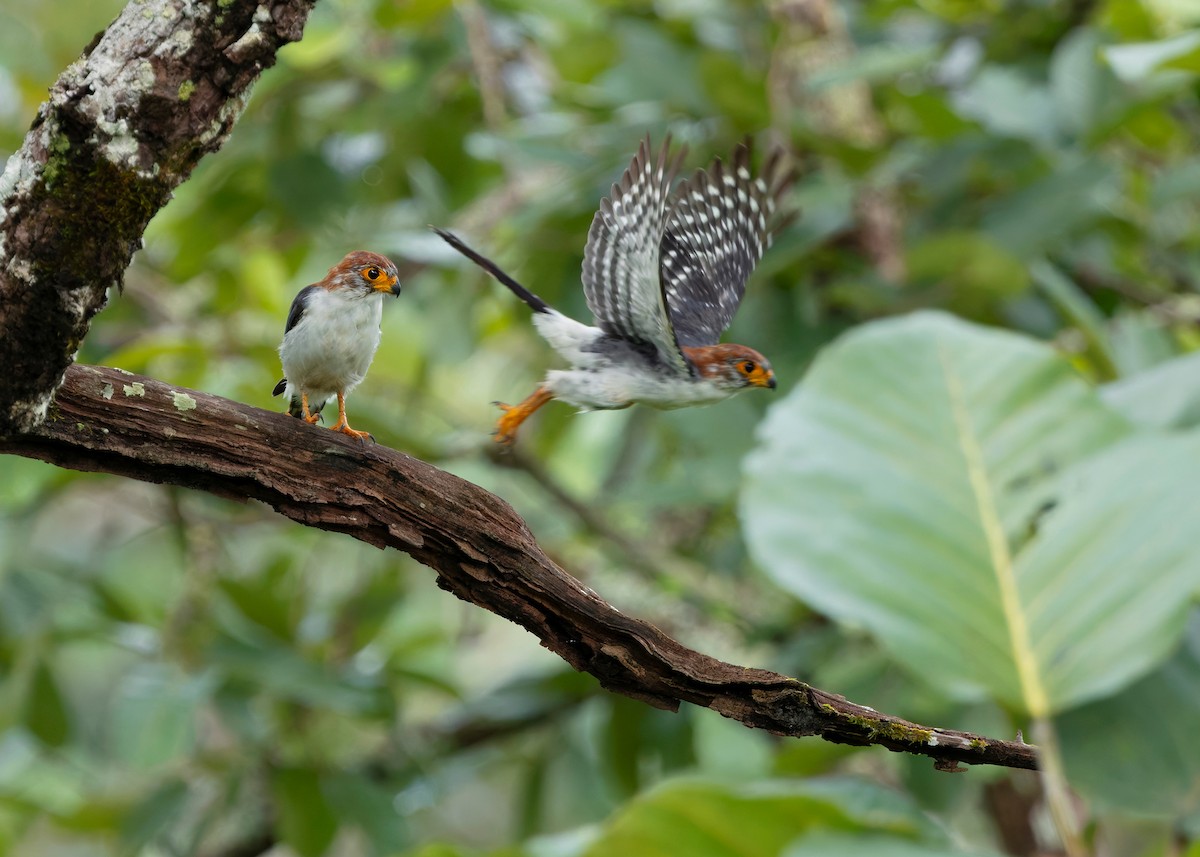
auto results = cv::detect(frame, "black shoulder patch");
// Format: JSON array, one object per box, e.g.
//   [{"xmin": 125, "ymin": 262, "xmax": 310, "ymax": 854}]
[
  {"xmin": 284, "ymin": 284, "xmax": 320, "ymax": 335},
  {"xmin": 272, "ymin": 378, "xmax": 287, "ymax": 397}
]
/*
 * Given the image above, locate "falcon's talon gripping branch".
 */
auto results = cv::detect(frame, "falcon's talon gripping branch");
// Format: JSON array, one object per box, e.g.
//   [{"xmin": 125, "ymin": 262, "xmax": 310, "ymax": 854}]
[
  {"xmin": 272, "ymin": 251, "xmax": 401, "ymax": 442},
  {"xmin": 435, "ymin": 135, "xmax": 794, "ymax": 445}
]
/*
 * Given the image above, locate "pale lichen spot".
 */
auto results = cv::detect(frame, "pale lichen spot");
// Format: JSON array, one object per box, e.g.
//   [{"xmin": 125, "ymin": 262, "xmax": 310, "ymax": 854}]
[
  {"xmin": 101, "ymin": 383, "xmax": 114, "ymax": 400},
  {"xmin": 135, "ymin": 59, "xmax": 156, "ymax": 89},
  {"xmin": 123, "ymin": 382, "xmax": 145, "ymax": 397},
  {"xmin": 178, "ymin": 80, "xmax": 195, "ymax": 102},
  {"xmin": 172, "ymin": 391, "xmax": 197, "ymax": 412}
]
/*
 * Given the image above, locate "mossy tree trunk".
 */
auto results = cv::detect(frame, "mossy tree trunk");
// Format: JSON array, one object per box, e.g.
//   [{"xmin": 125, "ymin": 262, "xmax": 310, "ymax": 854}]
[{"xmin": 0, "ymin": 0, "xmax": 316, "ymax": 434}]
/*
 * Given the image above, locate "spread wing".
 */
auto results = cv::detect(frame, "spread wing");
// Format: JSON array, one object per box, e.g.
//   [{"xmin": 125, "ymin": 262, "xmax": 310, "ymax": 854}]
[
  {"xmin": 660, "ymin": 142, "xmax": 795, "ymax": 347},
  {"xmin": 581, "ymin": 136, "xmax": 691, "ymax": 376}
]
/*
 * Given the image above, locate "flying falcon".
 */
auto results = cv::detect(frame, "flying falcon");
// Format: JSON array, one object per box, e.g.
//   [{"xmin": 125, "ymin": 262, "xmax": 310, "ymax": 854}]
[
  {"xmin": 272, "ymin": 251, "xmax": 402, "ymax": 440},
  {"xmin": 435, "ymin": 136, "xmax": 794, "ymax": 445}
]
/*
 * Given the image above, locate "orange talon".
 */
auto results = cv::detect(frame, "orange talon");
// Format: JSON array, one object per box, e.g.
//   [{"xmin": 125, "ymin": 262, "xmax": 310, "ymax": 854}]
[
  {"xmin": 492, "ymin": 386, "xmax": 553, "ymax": 446},
  {"xmin": 300, "ymin": 393, "xmax": 322, "ymax": 424},
  {"xmin": 328, "ymin": 392, "xmax": 372, "ymax": 442}
]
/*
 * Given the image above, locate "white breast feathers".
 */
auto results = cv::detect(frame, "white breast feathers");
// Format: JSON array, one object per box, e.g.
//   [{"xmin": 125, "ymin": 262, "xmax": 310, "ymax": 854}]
[{"xmin": 279, "ymin": 288, "xmax": 384, "ymax": 406}]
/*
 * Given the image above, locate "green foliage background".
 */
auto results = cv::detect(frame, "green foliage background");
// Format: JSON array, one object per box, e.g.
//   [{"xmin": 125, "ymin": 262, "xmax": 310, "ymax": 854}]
[{"xmin": 2, "ymin": 0, "xmax": 1200, "ymax": 854}]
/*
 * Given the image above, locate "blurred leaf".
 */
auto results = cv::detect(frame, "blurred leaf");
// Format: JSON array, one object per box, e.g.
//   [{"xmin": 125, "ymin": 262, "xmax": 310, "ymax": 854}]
[
  {"xmin": 1029, "ymin": 260, "xmax": 1118, "ymax": 379},
  {"xmin": 119, "ymin": 779, "xmax": 190, "ymax": 854},
  {"xmin": 267, "ymin": 151, "xmax": 350, "ymax": 228},
  {"xmin": 218, "ymin": 558, "xmax": 297, "ymax": 642},
  {"xmin": 1101, "ymin": 350, "xmax": 1200, "ymax": 429},
  {"xmin": 1059, "ymin": 617, "xmax": 1200, "ymax": 817},
  {"xmin": 209, "ymin": 635, "xmax": 389, "ymax": 714},
  {"xmin": 806, "ymin": 45, "xmax": 938, "ymax": 91},
  {"xmin": 1049, "ymin": 28, "xmax": 1106, "ymax": 137},
  {"xmin": 325, "ymin": 772, "xmax": 410, "ymax": 854},
  {"xmin": 272, "ymin": 767, "xmax": 340, "ymax": 857},
  {"xmin": 743, "ymin": 312, "xmax": 1200, "ymax": 715},
  {"xmin": 905, "ymin": 230, "xmax": 1029, "ymax": 315},
  {"xmin": 786, "ymin": 831, "xmax": 1000, "ymax": 856},
  {"xmin": 581, "ymin": 778, "xmax": 938, "ymax": 857},
  {"xmin": 952, "ymin": 67, "xmax": 1057, "ymax": 145},
  {"xmin": 24, "ymin": 660, "xmax": 69, "ymax": 747},
  {"xmin": 692, "ymin": 710, "xmax": 772, "ymax": 781},
  {"xmin": 982, "ymin": 159, "xmax": 1119, "ymax": 258},
  {"xmin": 1104, "ymin": 32, "xmax": 1200, "ymax": 82},
  {"xmin": 109, "ymin": 665, "xmax": 204, "ymax": 768},
  {"xmin": 0, "ymin": 459, "xmax": 62, "ymax": 508},
  {"xmin": 0, "ymin": 730, "xmax": 85, "ymax": 815},
  {"xmin": 595, "ymin": 22, "xmax": 708, "ymax": 112}
]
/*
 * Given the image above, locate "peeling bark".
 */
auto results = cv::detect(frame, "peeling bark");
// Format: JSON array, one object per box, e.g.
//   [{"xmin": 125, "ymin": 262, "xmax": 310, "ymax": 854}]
[
  {"xmin": 0, "ymin": 0, "xmax": 317, "ymax": 433},
  {"xmin": 3, "ymin": 364, "xmax": 1039, "ymax": 772}
]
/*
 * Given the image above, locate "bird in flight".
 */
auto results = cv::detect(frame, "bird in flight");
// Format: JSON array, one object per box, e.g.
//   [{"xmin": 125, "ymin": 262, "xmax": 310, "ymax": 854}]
[
  {"xmin": 435, "ymin": 135, "xmax": 793, "ymax": 445},
  {"xmin": 273, "ymin": 251, "xmax": 401, "ymax": 440}
]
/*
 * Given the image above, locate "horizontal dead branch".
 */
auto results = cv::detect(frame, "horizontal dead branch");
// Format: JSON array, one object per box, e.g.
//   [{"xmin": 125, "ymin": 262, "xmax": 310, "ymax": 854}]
[{"xmin": 1, "ymin": 364, "xmax": 1037, "ymax": 771}]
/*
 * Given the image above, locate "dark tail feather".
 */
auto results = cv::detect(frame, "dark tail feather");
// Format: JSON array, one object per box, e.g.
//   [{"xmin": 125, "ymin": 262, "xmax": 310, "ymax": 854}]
[{"xmin": 432, "ymin": 227, "xmax": 550, "ymax": 314}]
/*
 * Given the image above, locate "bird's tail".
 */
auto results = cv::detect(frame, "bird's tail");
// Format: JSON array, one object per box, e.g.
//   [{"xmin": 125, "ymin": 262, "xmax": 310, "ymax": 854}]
[{"xmin": 433, "ymin": 227, "xmax": 550, "ymax": 314}]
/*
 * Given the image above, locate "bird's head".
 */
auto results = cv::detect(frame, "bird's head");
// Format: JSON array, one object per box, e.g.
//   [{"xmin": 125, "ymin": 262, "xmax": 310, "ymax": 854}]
[
  {"xmin": 323, "ymin": 251, "xmax": 402, "ymax": 297},
  {"xmin": 682, "ymin": 343, "xmax": 777, "ymax": 392}
]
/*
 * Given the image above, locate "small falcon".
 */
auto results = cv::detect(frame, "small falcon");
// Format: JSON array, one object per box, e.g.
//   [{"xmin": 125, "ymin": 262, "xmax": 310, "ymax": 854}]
[
  {"xmin": 435, "ymin": 136, "xmax": 793, "ymax": 445},
  {"xmin": 272, "ymin": 251, "xmax": 401, "ymax": 440}
]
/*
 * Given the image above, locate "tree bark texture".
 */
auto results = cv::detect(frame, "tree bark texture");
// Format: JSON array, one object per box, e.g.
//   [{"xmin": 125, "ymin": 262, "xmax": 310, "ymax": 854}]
[
  {"xmin": 2, "ymin": 364, "xmax": 1039, "ymax": 772},
  {"xmin": 0, "ymin": 0, "xmax": 316, "ymax": 434}
]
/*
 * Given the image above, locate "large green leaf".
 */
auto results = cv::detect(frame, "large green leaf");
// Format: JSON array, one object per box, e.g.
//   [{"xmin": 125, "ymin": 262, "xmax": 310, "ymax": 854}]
[
  {"xmin": 1058, "ymin": 617, "xmax": 1200, "ymax": 817},
  {"xmin": 786, "ymin": 832, "xmax": 1002, "ymax": 857},
  {"xmin": 580, "ymin": 778, "xmax": 938, "ymax": 857},
  {"xmin": 742, "ymin": 312, "xmax": 1200, "ymax": 715},
  {"xmin": 1101, "ymin": 350, "xmax": 1200, "ymax": 430}
]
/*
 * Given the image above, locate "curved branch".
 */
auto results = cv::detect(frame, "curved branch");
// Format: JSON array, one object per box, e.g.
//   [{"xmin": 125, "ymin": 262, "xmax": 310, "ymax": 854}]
[
  {"xmin": 0, "ymin": 0, "xmax": 316, "ymax": 433},
  {"xmin": 2, "ymin": 364, "xmax": 1038, "ymax": 772}
]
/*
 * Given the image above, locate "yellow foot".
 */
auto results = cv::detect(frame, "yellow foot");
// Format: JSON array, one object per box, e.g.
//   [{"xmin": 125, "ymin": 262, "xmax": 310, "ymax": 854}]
[
  {"xmin": 304, "ymin": 413, "xmax": 321, "ymax": 424},
  {"xmin": 490, "ymin": 387, "xmax": 553, "ymax": 446},
  {"xmin": 328, "ymin": 392, "xmax": 372, "ymax": 442},
  {"xmin": 331, "ymin": 421, "xmax": 372, "ymax": 442},
  {"xmin": 492, "ymin": 402, "xmax": 521, "ymax": 446}
]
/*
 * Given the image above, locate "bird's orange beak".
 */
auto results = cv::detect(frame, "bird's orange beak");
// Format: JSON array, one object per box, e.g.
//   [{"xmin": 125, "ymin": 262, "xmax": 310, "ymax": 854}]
[
  {"xmin": 373, "ymin": 274, "xmax": 401, "ymax": 296},
  {"xmin": 750, "ymin": 368, "xmax": 776, "ymax": 390}
]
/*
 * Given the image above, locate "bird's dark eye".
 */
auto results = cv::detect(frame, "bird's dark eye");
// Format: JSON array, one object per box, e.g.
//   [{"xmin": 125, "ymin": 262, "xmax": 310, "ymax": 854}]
[
  {"xmin": 365, "ymin": 267, "xmax": 381, "ymax": 281},
  {"xmin": 740, "ymin": 360, "xmax": 757, "ymax": 374}
]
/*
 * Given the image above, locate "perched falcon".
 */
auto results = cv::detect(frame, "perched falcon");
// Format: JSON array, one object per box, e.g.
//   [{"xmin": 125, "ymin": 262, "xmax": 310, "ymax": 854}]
[
  {"xmin": 435, "ymin": 136, "xmax": 793, "ymax": 444},
  {"xmin": 272, "ymin": 251, "xmax": 401, "ymax": 440}
]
